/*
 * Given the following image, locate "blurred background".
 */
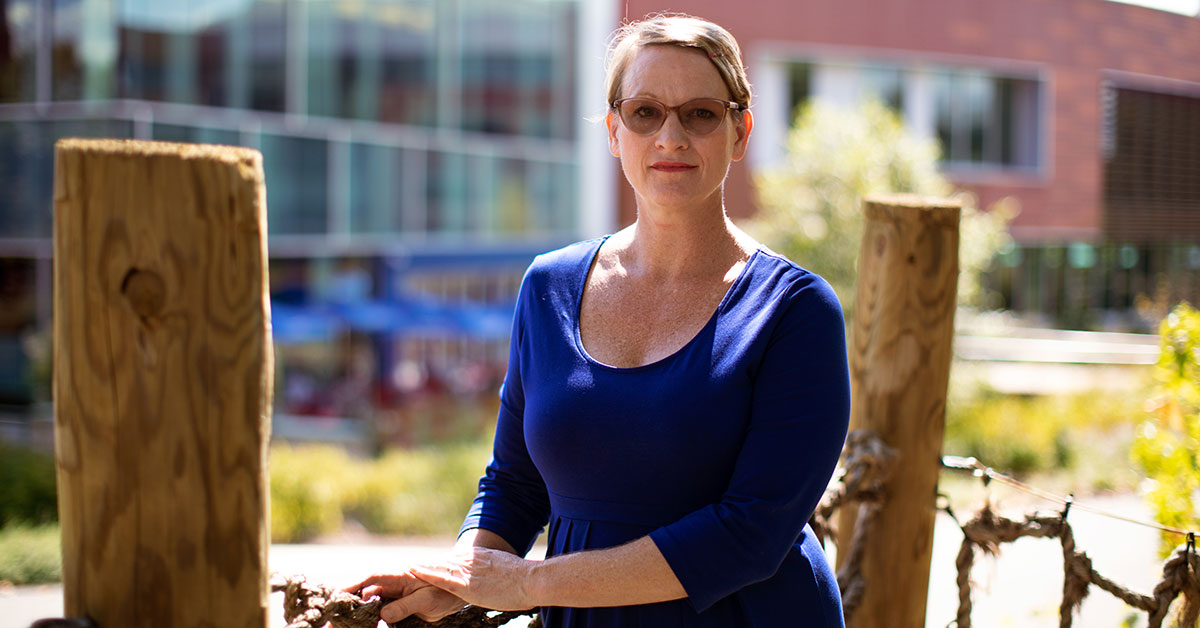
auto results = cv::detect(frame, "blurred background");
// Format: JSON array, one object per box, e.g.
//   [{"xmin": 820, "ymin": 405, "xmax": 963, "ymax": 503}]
[{"xmin": 1, "ymin": 0, "xmax": 1199, "ymax": 606}]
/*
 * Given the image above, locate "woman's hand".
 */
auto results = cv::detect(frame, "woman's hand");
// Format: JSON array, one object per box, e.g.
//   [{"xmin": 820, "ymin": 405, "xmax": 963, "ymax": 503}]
[
  {"xmin": 343, "ymin": 571, "xmax": 466, "ymax": 623},
  {"xmin": 410, "ymin": 547, "xmax": 539, "ymax": 612}
]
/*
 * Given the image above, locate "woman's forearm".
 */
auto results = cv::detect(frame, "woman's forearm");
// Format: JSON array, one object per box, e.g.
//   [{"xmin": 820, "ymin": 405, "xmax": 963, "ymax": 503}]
[
  {"xmin": 526, "ymin": 536, "xmax": 686, "ymax": 608},
  {"xmin": 457, "ymin": 527, "xmax": 518, "ymax": 554},
  {"xmin": 419, "ymin": 529, "xmax": 686, "ymax": 610}
]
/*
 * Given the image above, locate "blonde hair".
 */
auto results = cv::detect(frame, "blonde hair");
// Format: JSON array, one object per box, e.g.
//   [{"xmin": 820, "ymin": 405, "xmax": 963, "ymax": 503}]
[{"xmin": 605, "ymin": 14, "xmax": 752, "ymax": 111}]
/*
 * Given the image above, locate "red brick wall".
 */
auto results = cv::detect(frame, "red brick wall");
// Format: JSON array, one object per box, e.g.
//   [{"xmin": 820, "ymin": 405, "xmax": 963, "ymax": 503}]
[{"xmin": 614, "ymin": 0, "xmax": 1200, "ymax": 243}]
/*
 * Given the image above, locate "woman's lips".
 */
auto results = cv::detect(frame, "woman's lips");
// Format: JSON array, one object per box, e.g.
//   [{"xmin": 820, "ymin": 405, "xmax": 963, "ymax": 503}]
[{"xmin": 650, "ymin": 161, "xmax": 696, "ymax": 172}]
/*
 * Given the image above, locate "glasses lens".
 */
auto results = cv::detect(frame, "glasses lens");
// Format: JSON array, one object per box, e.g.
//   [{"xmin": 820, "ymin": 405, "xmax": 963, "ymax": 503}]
[
  {"xmin": 680, "ymin": 100, "xmax": 727, "ymax": 135},
  {"xmin": 619, "ymin": 99, "xmax": 666, "ymax": 134}
]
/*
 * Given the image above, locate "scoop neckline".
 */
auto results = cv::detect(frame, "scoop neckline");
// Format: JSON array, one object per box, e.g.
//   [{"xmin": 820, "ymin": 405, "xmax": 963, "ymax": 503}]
[{"xmin": 571, "ymin": 236, "xmax": 762, "ymax": 372}]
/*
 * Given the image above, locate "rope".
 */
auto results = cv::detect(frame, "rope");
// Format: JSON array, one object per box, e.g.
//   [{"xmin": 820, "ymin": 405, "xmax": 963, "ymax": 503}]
[
  {"xmin": 269, "ymin": 574, "xmax": 540, "ymax": 628},
  {"xmin": 942, "ymin": 455, "xmax": 1193, "ymax": 538},
  {"xmin": 949, "ymin": 495, "xmax": 1200, "ymax": 627},
  {"xmin": 827, "ymin": 433, "xmax": 1200, "ymax": 627},
  {"xmin": 809, "ymin": 430, "xmax": 897, "ymax": 622}
]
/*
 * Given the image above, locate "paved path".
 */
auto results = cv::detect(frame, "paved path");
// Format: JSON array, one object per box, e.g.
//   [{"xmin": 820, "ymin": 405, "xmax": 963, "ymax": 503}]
[{"xmin": 0, "ymin": 494, "xmax": 1164, "ymax": 628}]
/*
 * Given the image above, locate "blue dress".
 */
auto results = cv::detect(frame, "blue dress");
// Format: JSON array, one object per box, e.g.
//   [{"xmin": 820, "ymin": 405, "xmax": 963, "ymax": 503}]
[{"xmin": 461, "ymin": 237, "xmax": 850, "ymax": 627}]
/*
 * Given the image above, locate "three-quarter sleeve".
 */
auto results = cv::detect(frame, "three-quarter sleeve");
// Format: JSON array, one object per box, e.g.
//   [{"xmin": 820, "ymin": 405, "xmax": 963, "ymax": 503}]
[
  {"xmin": 648, "ymin": 275, "xmax": 851, "ymax": 612},
  {"xmin": 459, "ymin": 274, "xmax": 551, "ymax": 556}
]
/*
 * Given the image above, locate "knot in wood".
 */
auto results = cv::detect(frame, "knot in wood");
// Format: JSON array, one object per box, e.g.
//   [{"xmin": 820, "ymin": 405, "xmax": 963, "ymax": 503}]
[
  {"xmin": 121, "ymin": 268, "xmax": 166, "ymax": 319},
  {"xmin": 28, "ymin": 620, "xmax": 97, "ymax": 628}
]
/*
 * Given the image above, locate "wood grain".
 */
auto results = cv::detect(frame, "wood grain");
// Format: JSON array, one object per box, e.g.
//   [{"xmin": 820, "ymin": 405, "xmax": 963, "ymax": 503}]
[
  {"xmin": 53, "ymin": 139, "xmax": 272, "ymax": 627},
  {"xmin": 836, "ymin": 194, "xmax": 961, "ymax": 628}
]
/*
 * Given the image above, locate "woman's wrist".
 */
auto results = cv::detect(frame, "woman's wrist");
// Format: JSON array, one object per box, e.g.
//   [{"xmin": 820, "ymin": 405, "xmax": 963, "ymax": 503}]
[{"xmin": 522, "ymin": 556, "xmax": 551, "ymax": 608}]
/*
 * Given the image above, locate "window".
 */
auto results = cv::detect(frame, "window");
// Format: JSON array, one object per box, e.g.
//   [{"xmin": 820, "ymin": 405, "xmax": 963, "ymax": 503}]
[
  {"xmin": 349, "ymin": 142, "xmax": 405, "ymax": 234},
  {"xmin": 262, "ymin": 133, "xmax": 329, "ymax": 235},
  {"xmin": 305, "ymin": 0, "xmax": 436, "ymax": 122},
  {"xmin": 0, "ymin": 119, "xmax": 133, "ymax": 238},
  {"xmin": 458, "ymin": 0, "xmax": 576, "ymax": 138},
  {"xmin": 0, "ymin": 0, "xmax": 38, "ymax": 103},
  {"xmin": 783, "ymin": 60, "xmax": 1041, "ymax": 170},
  {"xmin": 934, "ymin": 71, "xmax": 1039, "ymax": 169},
  {"xmin": 1104, "ymin": 87, "xmax": 1200, "ymax": 241}
]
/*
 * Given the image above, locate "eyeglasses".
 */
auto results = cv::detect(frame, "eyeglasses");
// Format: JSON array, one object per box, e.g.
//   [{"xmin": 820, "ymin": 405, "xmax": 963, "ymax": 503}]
[{"xmin": 611, "ymin": 97, "xmax": 742, "ymax": 136}]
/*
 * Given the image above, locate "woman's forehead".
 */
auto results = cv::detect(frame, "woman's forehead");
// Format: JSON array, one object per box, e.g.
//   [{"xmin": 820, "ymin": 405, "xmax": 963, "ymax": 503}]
[{"xmin": 621, "ymin": 45, "xmax": 729, "ymax": 99}]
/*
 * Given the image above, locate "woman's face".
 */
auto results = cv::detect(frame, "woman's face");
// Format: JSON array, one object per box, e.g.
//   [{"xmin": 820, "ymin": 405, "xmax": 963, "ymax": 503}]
[{"xmin": 607, "ymin": 44, "xmax": 752, "ymax": 216}]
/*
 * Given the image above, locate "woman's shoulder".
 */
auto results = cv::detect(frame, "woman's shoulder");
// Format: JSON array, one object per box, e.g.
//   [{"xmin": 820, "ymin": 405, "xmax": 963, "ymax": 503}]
[
  {"xmin": 745, "ymin": 245, "xmax": 841, "ymax": 312},
  {"xmin": 517, "ymin": 236, "xmax": 607, "ymax": 294},
  {"xmin": 530, "ymin": 236, "xmax": 606, "ymax": 271}
]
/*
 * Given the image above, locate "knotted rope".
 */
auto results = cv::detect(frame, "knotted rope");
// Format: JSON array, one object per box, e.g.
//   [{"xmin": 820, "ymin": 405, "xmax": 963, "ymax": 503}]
[
  {"xmin": 808, "ymin": 430, "xmax": 896, "ymax": 620},
  {"xmin": 817, "ymin": 431, "xmax": 1200, "ymax": 627},
  {"xmin": 952, "ymin": 504, "xmax": 1200, "ymax": 628},
  {"xmin": 270, "ymin": 574, "xmax": 540, "ymax": 628}
]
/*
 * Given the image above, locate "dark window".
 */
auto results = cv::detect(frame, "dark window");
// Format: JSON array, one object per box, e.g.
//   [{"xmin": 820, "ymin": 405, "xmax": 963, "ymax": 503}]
[
  {"xmin": 0, "ymin": 0, "xmax": 38, "ymax": 103},
  {"xmin": 1104, "ymin": 87, "xmax": 1200, "ymax": 241}
]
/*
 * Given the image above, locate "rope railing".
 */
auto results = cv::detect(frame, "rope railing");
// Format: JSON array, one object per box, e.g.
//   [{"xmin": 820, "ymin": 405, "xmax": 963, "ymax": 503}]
[
  {"xmin": 938, "ymin": 455, "xmax": 1200, "ymax": 628},
  {"xmin": 808, "ymin": 429, "xmax": 897, "ymax": 617},
  {"xmin": 273, "ymin": 429, "xmax": 1200, "ymax": 628},
  {"xmin": 809, "ymin": 431, "xmax": 1200, "ymax": 628}
]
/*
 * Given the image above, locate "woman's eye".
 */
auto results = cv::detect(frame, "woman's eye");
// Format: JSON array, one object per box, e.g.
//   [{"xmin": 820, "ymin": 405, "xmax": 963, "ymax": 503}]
[
  {"xmin": 688, "ymin": 108, "xmax": 717, "ymax": 120},
  {"xmin": 634, "ymin": 107, "xmax": 662, "ymax": 119}
]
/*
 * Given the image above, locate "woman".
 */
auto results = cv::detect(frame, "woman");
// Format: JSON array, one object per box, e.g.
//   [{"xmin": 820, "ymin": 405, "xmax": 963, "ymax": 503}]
[{"xmin": 347, "ymin": 14, "xmax": 850, "ymax": 627}]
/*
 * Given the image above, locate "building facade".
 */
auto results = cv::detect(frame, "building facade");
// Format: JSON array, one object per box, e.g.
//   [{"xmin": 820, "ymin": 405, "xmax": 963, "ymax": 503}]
[
  {"xmin": 618, "ymin": 0, "xmax": 1200, "ymax": 329},
  {"xmin": 0, "ymin": 0, "xmax": 617, "ymax": 422},
  {"xmin": 2, "ymin": 0, "xmax": 1198, "ymax": 419}
]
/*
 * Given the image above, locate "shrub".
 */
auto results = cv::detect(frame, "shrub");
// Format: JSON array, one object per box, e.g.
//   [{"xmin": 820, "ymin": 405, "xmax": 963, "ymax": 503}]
[
  {"xmin": 269, "ymin": 437, "xmax": 492, "ymax": 542},
  {"xmin": 1131, "ymin": 302, "xmax": 1200, "ymax": 555},
  {"xmin": 347, "ymin": 439, "xmax": 491, "ymax": 536},
  {"xmin": 0, "ymin": 523, "xmax": 61, "ymax": 585},
  {"xmin": 269, "ymin": 444, "xmax": 352, "ymax": 543},
  {"xmin": 0, "ymin": 442, "xmax": 58, "ymax": 526},
  {"xmin": 944, "ymin": 381, "xmax": 1143, "ymax": 476}
]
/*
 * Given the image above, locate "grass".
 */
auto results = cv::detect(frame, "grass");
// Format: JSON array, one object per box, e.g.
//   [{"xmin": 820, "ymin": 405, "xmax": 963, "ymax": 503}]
[{"xmin": 0, "ymin": 522, "xmax": 61, "ymax": 585}]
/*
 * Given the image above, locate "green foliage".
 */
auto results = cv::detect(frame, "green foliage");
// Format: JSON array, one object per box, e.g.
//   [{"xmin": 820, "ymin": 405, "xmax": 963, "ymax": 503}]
[
  {"xmin": 346, "ymin": 440, "xmax": 491, "ymax": 536},
  {"xmin": 749, "ymin": 99, "xmax": 1016, "ymax": 319},
  {"xmin": 0, "ymin": 523, "xmax": 61, "ymax": 585},
  {"xmin": 270, "ymin": 444, "xmax": 352, "ymax": 543},
  {"xmin": 945, "ymin": 383, "xmax": 1141, "ymax": 476},
  {"xmin": 1131, "ymin": 302, "xmax": 1200, "ymax": 555},
  {"xmin": 269, "ymin": 437, "xmax": 491, "ymax": 543},
  {"xmin": 0, "ymin": 442, "xmax": 58, "ymax": 526}
]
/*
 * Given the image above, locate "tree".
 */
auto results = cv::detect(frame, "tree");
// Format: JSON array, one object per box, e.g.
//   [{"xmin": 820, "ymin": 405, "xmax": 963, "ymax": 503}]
[{"xmin": 748, "ymin": 99, "xmax": 1015, "ymax": 320}]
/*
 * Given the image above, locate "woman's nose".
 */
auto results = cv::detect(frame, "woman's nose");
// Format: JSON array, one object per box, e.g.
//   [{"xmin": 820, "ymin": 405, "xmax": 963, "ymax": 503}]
[{"xmin": 654, "ymin": 112, "xmax": 690, "ymax": 150}]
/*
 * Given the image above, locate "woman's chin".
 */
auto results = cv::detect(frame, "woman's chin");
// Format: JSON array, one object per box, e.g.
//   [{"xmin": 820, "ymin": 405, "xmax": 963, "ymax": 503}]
[{"xmin": 638, "ymin": 188, "xmax": 722, "ymax": 215}]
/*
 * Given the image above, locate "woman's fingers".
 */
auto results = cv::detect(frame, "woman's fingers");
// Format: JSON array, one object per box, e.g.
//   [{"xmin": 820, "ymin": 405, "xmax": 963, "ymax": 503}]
[
  {"xmin": 379, "ymin": 585, "xmax": 466, "ymax": 623},
  {"xmin": 410, "ymin": 564, "xmax": 469, "ymax": 594},
  {"xmin": 343, "ymin": 571, "xmax": 467, "ymax": 623},
  {"xmin": 408, "ymin": 549, "xmax": 535, "ymax": 611},
  {"xmin": 341, "ymin": 572, "xmax": 425, "ymax": 598}
]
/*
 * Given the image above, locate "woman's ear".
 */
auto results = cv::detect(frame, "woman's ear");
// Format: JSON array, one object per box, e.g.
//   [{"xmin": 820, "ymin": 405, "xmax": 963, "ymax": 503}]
[
  {"xmin": 606, "ymin": 111, "xmax": 621, "ymax": 158},
  {"xmin": 732, "ymin": 109, "xmax": 753, "ymax": 162}
]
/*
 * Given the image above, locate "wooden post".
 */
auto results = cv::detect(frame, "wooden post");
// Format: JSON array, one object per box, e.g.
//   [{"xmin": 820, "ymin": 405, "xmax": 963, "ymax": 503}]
[
  {"xmin": 836, "ymin": 194, "xmax": 961, "ymax": 628},
  {"xmin": 53, "ymin": 139, "xmax": 272, "ymax": 627}
]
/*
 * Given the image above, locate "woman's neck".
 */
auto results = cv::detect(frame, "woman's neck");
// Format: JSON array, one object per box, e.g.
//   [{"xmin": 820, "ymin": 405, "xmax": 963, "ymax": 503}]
[{"xmin": 617, "ymin": 202, "xmax": 753, "ymax": 282}]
